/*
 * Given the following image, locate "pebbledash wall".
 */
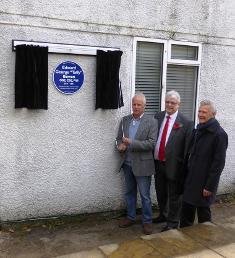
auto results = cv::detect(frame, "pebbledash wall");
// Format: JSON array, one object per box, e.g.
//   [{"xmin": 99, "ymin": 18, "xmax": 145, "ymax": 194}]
[{"xmin": 0, "ymin": 0, "xmax": 234, "ymax": 221}]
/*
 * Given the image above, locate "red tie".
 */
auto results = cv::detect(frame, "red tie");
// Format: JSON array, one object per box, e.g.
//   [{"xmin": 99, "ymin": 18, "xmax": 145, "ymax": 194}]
[{"xmin": 158, "ymin": 116, "xmax": 170, "ymax": 161}]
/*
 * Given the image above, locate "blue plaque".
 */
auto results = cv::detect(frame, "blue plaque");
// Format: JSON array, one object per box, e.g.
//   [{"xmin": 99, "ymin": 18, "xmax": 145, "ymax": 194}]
[{"xmin": 53, "ymin": 61, "xmax": 84, "ymax": 94}]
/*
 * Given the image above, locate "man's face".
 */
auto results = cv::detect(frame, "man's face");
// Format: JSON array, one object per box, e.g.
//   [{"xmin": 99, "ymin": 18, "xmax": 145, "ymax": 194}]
[
  {"xmin": 132, "ymin": 96, "xmax": 145, "ymax": 118},
  {"xmin": 165, "ymin": 96, "xmax": 179, "ymax": 115},
  {"xmin": 198, "ymin": 105, "xmax": 215, "ymax": 124}
]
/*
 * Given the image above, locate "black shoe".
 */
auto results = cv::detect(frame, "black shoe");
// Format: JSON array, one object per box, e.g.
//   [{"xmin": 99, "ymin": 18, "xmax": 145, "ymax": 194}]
[
  {"xmin": 161, "ymin": 225, "xmax": 177, "ymax": 232},
  {"xmin": 153, "ymin": 215, "xmax": 166, "ymax": 224}
]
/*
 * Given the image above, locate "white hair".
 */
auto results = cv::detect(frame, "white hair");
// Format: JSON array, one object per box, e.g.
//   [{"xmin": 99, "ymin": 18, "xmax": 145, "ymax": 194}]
[
  {"xmin": 165, "ymin": 90, "xmax": 181, "ymax": 103},
  {"xmin": 133, "ymin": 92, "xmax": 146, "ymax": 105},
  {"xmin": 200, "ymin": 100, "xmax": 217, "ymax": 113}
]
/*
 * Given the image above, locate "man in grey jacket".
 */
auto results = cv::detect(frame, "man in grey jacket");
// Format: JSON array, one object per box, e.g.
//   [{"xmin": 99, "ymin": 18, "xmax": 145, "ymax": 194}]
[{"xmin": 116, "ymin": 93, "xmax": 158, "ymax": 235}]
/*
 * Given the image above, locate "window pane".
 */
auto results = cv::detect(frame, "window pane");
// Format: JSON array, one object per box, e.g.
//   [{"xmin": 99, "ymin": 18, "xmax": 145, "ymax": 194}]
[
  {"xmin": 166, "ymin": 65, "xmax": 198, "ymax": 120},
  {"xmin": 171, "ymin": 45, "xmax": 198, "ymax": 61},
  {"xmin": 135, "ymin": 42, "xmax": 163, "ymax": 115}
]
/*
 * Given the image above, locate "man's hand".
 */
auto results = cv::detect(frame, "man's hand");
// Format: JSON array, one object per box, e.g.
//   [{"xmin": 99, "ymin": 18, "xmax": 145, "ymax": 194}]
[
  {"xmin": 122, "ymin": 137, "xmax": 132, "ymax": 146},
  {"xmin": 118, "ymin": 143, "xmax": 127, "ymax": 152},
  {"xmin": 203, "ymin": 189, "xmax": 213, "ymax": 197}
]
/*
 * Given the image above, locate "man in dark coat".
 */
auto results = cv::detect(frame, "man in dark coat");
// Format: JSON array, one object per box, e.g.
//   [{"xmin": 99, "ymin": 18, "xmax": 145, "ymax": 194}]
[
  {"xmin": 153, "ymin": 90, "xmax": 193, "ymax": 231},
  {"xmin": 180, "ymin": 100, "xmax": 228, "ymax": 227}
]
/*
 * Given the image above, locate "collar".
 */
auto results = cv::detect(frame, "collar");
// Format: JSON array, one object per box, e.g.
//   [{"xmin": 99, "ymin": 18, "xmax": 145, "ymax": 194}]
[
  {"xmin": 132, "ymin": 113, "xmax": 144, "ymax": 121},
  {"xmin": 165, "ymin": 110, "xmax": 178, "ymax": 120},
  {"xmin": 197, "ymin": 118, "xmax": 219, "ymax": 133}
]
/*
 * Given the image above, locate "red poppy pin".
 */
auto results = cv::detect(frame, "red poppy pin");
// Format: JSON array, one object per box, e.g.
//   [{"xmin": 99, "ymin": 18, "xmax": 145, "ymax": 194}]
[{"xmin": 173, "ymin": 122, "xmax": 183, "ymax": 129}]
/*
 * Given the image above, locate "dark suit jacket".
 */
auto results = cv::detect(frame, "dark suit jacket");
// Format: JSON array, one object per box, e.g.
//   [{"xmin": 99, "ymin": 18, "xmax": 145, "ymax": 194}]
[{"xmin": 155, "ymin": 111, "xmax": 193, "ymax": 181}]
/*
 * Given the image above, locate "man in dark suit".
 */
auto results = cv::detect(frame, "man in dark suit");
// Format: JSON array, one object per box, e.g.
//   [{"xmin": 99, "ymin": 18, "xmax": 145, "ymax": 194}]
[
  {"xmin": 116, "ymin": 93, "xmax": 158, "ymax": 235},
  {"xmin": 153, "ymin": 90, "xmax": 193, "ymax": 231},
  {"xmin": 180, "ymin": 100, "xmax": 228, "ymax": 227}
]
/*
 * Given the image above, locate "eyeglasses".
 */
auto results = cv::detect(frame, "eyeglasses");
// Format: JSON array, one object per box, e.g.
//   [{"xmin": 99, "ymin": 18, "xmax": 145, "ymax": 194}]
[{"xmin": 165, "ymin": 101, "xmax": 178, "ymax": 105}]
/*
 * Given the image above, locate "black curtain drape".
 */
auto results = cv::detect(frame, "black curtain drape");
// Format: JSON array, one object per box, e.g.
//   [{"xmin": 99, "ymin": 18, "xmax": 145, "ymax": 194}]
[
  {"xmin": 96, "ymin": 50, "xmax": 124, "ymax": 109},
  {"xmin": 15, "ymin": 45, "xmax": 48, "ymax": 109}
]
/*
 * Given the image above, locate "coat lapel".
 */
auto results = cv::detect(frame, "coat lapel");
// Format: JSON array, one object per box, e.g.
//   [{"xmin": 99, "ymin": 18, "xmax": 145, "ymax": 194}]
[
  {"xmin": 135, "ymin": 114, "xmax": 146, "ymax": 139},
  {"xmin": 166, "ymin": 113, "xmax": 182, "ymax": 146},
  {"xmin": 158, "ymin": 112, "xmax": 165, "ymax": 137},
  {"xmin": 123, "ymin": 115, "xmax": 132, "ymax": 138}
]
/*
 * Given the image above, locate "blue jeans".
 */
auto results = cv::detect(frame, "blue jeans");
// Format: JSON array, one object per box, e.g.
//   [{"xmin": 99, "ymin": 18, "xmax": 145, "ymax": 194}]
[{"xmin": 122, "ymin": 164, "xmax": 152, "ymax": 224}]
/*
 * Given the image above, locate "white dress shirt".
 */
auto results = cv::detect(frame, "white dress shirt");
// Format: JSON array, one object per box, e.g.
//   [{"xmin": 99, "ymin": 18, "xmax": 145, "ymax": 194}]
[{"xmin": 154, "ymin": 110, "xmax": 178, "ymax": 160}]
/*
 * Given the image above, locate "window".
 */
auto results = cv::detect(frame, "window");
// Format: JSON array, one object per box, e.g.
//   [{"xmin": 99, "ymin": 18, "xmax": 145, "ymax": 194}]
[
  {"xmin": 133, "ymin": 38, "xmax": 201, "ymax": 120},
  {"xmin": 171, "ymin": 44, "xmax": 198, "ymax": 61}
]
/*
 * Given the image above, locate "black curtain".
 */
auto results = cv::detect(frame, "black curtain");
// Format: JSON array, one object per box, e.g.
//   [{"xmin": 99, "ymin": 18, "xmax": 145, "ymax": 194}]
[
  {"xmin": 96, "ymin": 50, "xmax": 124, "ymax": 109},
  {"xmin": 15, "ymin": 45, "xmax": 48, "ymax": 109}
]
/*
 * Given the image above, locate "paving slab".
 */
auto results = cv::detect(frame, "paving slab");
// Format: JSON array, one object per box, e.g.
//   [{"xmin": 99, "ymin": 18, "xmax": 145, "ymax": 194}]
[
  {"xmin": 56, "ymin": 248, "xmax": 105, "ymax": 258},
  {"xmin": 100, "ymin": 223, "xmax": 235, "ymax": 258},
  {"xmin": 99, "ymin": 244, "xmax": 119, "ymax": 256},
  {"xmin": 106, "ymin": 239, "xmax": 161, "ymax": 258},
  {"xmin": 180, "ymin": 222, "xmax": 235, "ymax": 258},
  {"xmin": 175, "ymin": 249, "xmax": 223, "ymax": 258},
  {"xmin": 216, "ymin": 215, "xmax": 235, "ymax": 231},
  {"xmin": 142, "ymin": 229, "xmax": 222, "ymax": 258},
  {"xmin": 55, "ymin": 224, "xmax": 231, "ymax": 258}
]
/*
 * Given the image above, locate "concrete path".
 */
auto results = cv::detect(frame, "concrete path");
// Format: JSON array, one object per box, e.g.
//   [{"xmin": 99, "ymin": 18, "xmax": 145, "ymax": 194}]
[
  {"xmin": 56, "ymin": 221, "xmax": 235, "ymax": 258},
  {"xmin": 0, "ymin": 202, "xmax": 234, "ymax": 258}
]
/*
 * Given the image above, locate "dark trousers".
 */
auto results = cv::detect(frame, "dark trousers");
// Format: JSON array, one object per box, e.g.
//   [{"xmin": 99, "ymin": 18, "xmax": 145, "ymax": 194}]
[
  {"xmin": 180, "ymin": 201, "xmax": 211, "ymax": 228},
  {"xmin": 154, "ymin": 161, "xmax": 182, "ymax": 228}
]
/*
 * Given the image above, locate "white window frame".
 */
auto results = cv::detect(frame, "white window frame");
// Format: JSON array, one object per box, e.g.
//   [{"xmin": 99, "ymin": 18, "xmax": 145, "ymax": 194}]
[
  {"xmin": 132, "ymin": 37, "xmax": 202, "ymax": 120},
  {"xmin": 13, "ymin": 40, "xmax": 119, "ymax": 55},
  {"xmin": 167, "ymin": 40, "xmax": 202, "ymax": 66},
  {"xmin": 132, "ymin": 37, "xmax": 168, "ymax": 110}
]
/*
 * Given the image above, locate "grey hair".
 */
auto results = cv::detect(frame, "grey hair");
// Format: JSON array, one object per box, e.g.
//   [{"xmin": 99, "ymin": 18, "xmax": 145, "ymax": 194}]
[
  {"xmin": 200, "ymin": 100, "xmax": 217, "ymax": 113},
  {"xmin": 165, "ymin": 90, "xmax": 181, "ymax": 103},
  {"xmin": 133, "ymin": 92, "xmax": 146, "ymax": 105}
]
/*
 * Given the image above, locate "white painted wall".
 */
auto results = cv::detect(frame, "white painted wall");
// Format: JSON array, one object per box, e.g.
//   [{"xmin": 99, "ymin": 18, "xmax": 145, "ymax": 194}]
[{"xmin": 0, "ymin": 0, "xmax": 234, "ymax": 221}]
